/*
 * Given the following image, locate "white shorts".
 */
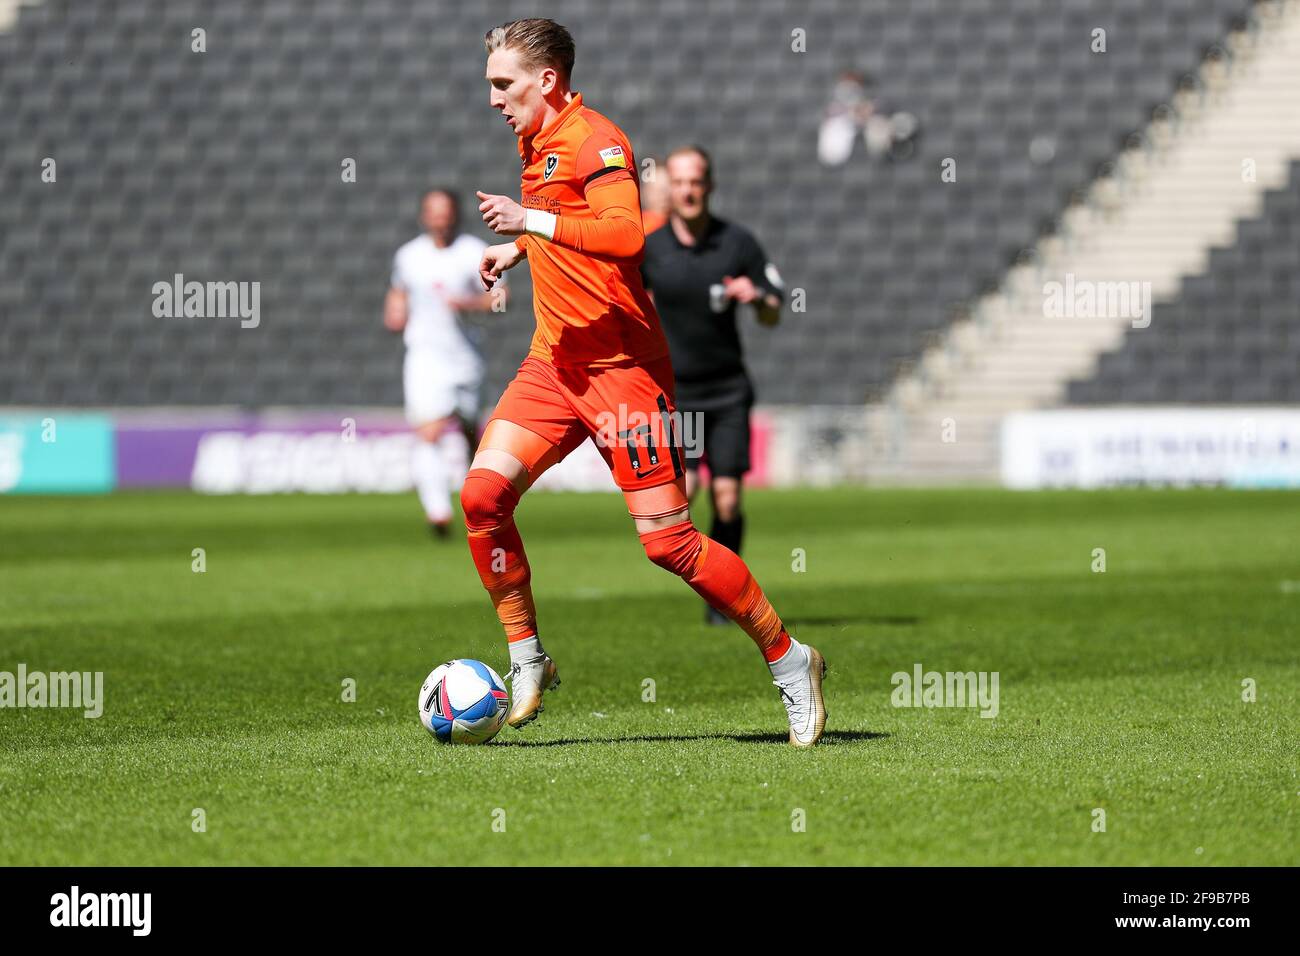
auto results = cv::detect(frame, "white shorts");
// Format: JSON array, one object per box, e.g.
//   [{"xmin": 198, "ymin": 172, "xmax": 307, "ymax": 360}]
[{"xmin": 403, "ymin": 350, "xmax": 481, "ymax": 426}]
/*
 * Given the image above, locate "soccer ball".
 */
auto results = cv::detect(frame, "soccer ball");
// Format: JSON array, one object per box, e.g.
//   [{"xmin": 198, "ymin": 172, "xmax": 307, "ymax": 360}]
[{"xmin": 418, "ymin": 659, "xmax": 509, "ymax": 745}]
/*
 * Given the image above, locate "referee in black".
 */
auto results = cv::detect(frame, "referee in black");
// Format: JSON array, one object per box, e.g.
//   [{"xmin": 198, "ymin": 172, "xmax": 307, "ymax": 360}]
[{"xmin": 641, "ymin": 145, "xmax": 785, "ymax": 625}]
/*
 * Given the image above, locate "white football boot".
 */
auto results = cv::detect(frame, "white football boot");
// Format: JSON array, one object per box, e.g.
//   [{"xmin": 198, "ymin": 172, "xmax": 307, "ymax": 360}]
[
  {"xmin": 773, "ymin": 644, "xmax": 827, "ymax": 747},
  {"xmin": 505, "ymin": 654, "xmax": 560, "ymax": 728}
]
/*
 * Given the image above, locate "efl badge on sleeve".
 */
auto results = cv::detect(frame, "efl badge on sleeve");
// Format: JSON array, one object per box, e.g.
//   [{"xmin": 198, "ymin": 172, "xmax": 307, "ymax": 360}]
[{"xmin": 598, "ymin": 146, "xmax": 627, "ymax": 169}]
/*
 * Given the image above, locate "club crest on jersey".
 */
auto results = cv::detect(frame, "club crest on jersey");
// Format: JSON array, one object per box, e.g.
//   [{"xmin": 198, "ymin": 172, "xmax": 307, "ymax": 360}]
[
  {"xmin": 598, "ymin": 145, "xmax": 627, "ymax": 169},
  {"xmin": 544, "ymin": 153, "xmax": 559, "ymax": 181}
]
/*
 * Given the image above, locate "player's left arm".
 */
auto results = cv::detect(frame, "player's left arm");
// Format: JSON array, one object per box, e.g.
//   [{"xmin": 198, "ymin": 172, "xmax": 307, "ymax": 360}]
[
  {"xmin": 549, "ymin": 138, "xmax": 645, "ymax": 256},
  {"xmin": 727, "ymin": 233, "xmax": 785, "ymax": 327},
  {"xmin": 477, "ymin": 181, "xmax": 643, "ymax": 257},
  {"xmin": 476, "ymin": 139, "xmax": 645, "ymax": 257},
  {"xmin": 546, "ymin": 173, "xmax": 644, "ymax": 256}
]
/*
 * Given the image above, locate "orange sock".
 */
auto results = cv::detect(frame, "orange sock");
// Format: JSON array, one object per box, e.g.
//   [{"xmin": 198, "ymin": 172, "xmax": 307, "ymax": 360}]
[
  {"xmin": 461, "ymin": 468, "xmax": 537, "ymax": 640},
  {"xmin": 639, "ymin": 519, "xmax": 791, "ymax": 662}
]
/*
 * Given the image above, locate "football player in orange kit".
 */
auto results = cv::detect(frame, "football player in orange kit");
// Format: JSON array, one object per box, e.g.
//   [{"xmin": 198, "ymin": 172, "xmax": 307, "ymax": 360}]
[{"xmin": 469, "ymin": 18, "xmax": 826, "ymax": 746}]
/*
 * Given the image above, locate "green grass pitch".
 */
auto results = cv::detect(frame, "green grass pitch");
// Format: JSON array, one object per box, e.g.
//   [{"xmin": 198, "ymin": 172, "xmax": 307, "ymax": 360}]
[{"xmin": 1, "ymin": 487, "xmax": 1296, "ymax": 866}]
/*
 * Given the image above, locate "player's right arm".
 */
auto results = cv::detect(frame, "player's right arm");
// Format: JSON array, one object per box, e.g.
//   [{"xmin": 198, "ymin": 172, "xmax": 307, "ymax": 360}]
[
  {"xmin": 479, "ymin": 242, "xmax": 526, "ymax": 291},
  {"xmin": 385, "ymin": 251, "xmax": 408, "ymax": 332},
  {"xmin": 383, "ymin": 285, "xmax": 408, "ymax": 332}
]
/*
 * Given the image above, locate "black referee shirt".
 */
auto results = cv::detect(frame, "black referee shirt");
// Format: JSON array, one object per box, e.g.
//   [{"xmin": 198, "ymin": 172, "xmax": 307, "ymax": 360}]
[{"xmin": 641, "ymin": 216, "xmax": 781, "ymax": 408}]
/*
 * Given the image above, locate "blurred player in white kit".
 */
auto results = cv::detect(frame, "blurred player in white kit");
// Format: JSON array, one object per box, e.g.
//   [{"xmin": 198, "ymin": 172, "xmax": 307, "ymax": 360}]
[{"xmin": 384, "ymin": 188, "xmax": 507, "ymax": 536}]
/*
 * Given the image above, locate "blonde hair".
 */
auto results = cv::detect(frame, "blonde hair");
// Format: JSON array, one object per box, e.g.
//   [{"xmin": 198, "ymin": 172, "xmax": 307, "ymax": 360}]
[{"xmin": 484, "ymin": 18, "xmax": 575, "ymax": 84}]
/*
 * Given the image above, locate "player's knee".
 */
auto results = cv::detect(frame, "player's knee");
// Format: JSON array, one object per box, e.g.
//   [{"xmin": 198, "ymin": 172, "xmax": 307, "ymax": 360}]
[
  {"xmin": 417, "ymin": 414, "xmax": 464, "ymax": 443},
  {"xmin": 460, "ymin": 468, "xmax": 519, "ymax": 532},
  {"xmin": 710, "ymin": 478, "xmax": 741, "ymax": 520},
  {"xmin": 640, "ymin": 520, "xmax": 702, "ymax": 578},
  {"xmin": 714, "ymin": 499, "xmax": 741, "ymax": 523}
]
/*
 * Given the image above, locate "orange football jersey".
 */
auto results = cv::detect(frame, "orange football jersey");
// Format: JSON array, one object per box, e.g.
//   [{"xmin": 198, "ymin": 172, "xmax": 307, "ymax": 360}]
[{"xmin": 515, "ymin": 93, "xmax": 669, "ymax": 368}]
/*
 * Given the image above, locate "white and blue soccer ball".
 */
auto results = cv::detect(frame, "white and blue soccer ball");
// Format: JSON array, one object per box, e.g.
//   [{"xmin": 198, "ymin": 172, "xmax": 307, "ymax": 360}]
[{"xmin": 418, "ymin": 659, "xmax": 509, "ymax": 745}]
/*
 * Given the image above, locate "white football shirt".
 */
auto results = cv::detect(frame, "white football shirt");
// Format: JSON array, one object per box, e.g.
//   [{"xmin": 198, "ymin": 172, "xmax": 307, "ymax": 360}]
[{"xmin": 390, "ymin": 232, "xmax": 498, "ymax": 380}]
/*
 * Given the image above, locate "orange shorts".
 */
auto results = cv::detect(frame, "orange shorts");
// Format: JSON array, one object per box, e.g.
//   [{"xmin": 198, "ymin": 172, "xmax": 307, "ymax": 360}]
[{"xmin": 489, "ymin": 355, "xmax": 686, "ymax": 492}]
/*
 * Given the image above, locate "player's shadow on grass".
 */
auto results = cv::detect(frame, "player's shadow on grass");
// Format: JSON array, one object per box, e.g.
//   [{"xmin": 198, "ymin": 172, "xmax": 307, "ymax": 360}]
[
  {"xmin": 493, "ymin": 730, "xmax": 887, "ymax": 747},
  {"xmin": 782, "ymin": 614, "xmax": 920, "ymax": 628}
]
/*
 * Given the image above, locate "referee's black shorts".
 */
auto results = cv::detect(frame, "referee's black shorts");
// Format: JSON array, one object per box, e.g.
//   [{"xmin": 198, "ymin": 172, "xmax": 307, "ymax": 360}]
[{"xmin": 679, "ymin": 397, "xmax": 752, "ymax": 479}]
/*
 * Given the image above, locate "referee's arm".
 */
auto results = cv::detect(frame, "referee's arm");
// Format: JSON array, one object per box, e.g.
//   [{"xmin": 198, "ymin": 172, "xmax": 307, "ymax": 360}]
[{"xmin": 739, "ymin": 233, "xmax": 784, "ymax": 327}]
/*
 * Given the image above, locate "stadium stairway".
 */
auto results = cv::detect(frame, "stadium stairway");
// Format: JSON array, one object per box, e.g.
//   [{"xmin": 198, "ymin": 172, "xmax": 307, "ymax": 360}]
[{"xmin": 867, "ymin": 0, "xmax": 1300, "ymax": 483}]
